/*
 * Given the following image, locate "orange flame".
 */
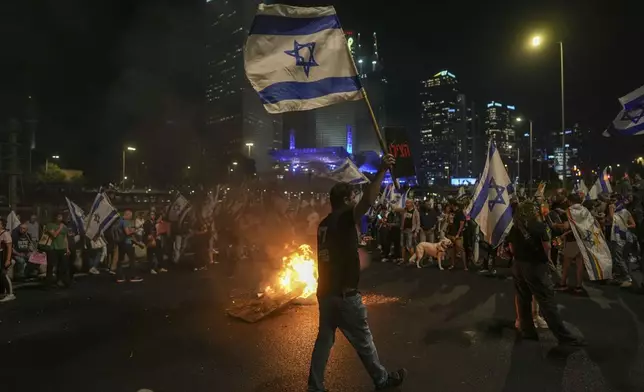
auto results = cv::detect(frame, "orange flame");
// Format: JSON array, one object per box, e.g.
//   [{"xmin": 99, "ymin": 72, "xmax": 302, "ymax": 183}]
[{"xmin": 265, "ymin": 244, "xmax": 318, "ymax": 299}]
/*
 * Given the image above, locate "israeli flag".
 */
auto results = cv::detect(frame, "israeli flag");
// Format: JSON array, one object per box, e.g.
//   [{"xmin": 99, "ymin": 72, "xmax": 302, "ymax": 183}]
[
  {"xmin": 168, "ymin": 193, "xmax": 191, "ymax": 223},
  {"xmin": 6, "ymin": 211, "xmax": 20, "ymax": 231},
  {"xmin": 465, "ymin": 142, "xmax": 513, "ymax": 247},
  {"xmin": 595, "ymin": 167, "xmax": 613, "ymax": 194},
  {"xmin": 65, "ymin": 197, "xmax": 86, "ymax": 235},
  {"xmin": 391, "ymin": 187, "xmax": 410, "ymax": 209},
  {"xmin": 574, "ymin": 180, "xmax": 589, "ymax": 200},
  {"xmin": 321, "ymin": 158, "xmax": 369, "ymax": 184},
  {"xmin": 604, "ymin": 84, "xmax": 644, "ymax": 137},
  {"xmin": 85, "ymin": 192, "xmax": 119, "ymax": 240},
  {"xmin": 457, "ymin": 186, "xmax": 465, "ymax": 198},
  {"xmin": 245, "ymin": 3, "xmax": 363, "ymax": 114}
]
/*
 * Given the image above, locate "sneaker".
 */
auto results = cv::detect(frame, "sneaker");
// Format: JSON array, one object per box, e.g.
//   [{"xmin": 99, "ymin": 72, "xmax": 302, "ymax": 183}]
[
  {"xmin": 116, "ymin": 278, "xmax": 126, "ymax": 283},
  {"xmin": 478, "ymin": 269, "xmax": 489, "ymax": 274},
  {"xmin": 376, "ymin": 368, "xmax": 407, "ymax": 390},
  {"xmin": 620, "ymin": 280, "xmax": 633, "ymax": 288},
  {"xmin": 130, "ymin": 277, "xmax": 144, "ymax": 283},
  {"xmin": 150, "ymin": 269, "xmax": 158, "ymax": 275},
  {"xmin": 0, "ymin": 294, "xmax": 16, "ymax": 303},
  {"xmin": 160, "ymin": 268, "xmax": 168, "ymax": 273},
  {"xmin": 381, "ymin": 258, "xmax": 389, "ymax": 263},
  {"xmin": 89, "ymin": 267, "xmax": 100, "ymax": 275},
  {"xmin": 554, "ymin": 284, "xmax": 568, "ymax": 291},
  {"xmin": 109, "ymin": 271, "xmax": 116, "ymax": 276},
  {"xmin": 534, "ymin": 315, "xmax": 549, "ymax": 329}
]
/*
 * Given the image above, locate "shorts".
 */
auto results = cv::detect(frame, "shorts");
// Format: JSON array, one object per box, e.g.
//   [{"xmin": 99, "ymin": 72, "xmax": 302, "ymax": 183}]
[
  {"xmin": 401, "ymin": 230, "xmax": 414, "ymax": 250},
  {"xmin": 563, "ymin": 240, "xmax": 581, "ymax": 259}
]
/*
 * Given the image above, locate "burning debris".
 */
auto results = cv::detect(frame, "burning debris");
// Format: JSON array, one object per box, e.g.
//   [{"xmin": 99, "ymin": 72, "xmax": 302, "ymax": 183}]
[{"xmin": 227, "ymin": 244, "xmax": 318, "ymax": 323}]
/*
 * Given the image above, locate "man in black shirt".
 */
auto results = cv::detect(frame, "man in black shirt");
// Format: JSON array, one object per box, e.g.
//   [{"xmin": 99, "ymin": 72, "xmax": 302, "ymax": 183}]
[
  {"xmin": 447, "ymin": 201, "xmax": 468, "ymax": 270},
  {"xmin": 308, "ymin": 154, "xmax": 406, "ymax": 392},
  {"xmin": 508, "ymin": 201, "xmax": 585, "ymax": 346}
]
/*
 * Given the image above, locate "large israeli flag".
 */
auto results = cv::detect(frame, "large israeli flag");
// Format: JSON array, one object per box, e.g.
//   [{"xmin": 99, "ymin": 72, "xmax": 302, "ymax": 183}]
[
  {"xmin": 245, "ymin": 3, "xmax": 363, "ymax": 113},
  {"xmin": 465, "ymin": 142, "xmax": 513, "ymax": 247},
  {"xmin": 85, "ymin": 192, "xmax": 120, "ymax": 240},
  {"xmin": 604, "ymin": 84, "xmax": 644, "ymax": 137},
  {"xmin": 168, "ymin": 193, "xmax": 191, "ymax": 223},
  {"xmin": 65, "ymin": 197, "xmax": 86, "ymax": 235}
]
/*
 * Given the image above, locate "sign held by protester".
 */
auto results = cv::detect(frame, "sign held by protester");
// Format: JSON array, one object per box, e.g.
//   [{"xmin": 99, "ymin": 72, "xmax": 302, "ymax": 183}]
[{"xmin": 384, "ymin": 126, "xmax": 416, "ymax": 178}]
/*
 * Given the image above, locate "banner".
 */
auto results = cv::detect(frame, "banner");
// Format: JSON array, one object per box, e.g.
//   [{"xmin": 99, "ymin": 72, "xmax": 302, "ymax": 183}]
[{"xmin": 384, "ymin": 126, "xmax": 416, "ymax": 178}]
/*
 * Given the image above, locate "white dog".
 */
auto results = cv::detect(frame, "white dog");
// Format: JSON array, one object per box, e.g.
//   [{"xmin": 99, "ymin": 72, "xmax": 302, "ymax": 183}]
[{"xmin": 409, "ymin": 238, "xmax": 453, "ymax": 269}]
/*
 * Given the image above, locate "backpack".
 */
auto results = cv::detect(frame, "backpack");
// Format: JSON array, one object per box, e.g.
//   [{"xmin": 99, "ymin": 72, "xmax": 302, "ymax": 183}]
[{"xmin": 110, "ymin": 220, "xmax": 125, "ymax": 243}]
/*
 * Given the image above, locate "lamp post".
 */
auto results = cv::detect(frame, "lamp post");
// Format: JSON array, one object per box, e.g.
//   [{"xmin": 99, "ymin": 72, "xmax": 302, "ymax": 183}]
[
  {"xmin": 531, "ymin": 35, "xmax": 566, "ymax": 187},
  {"xmin": 445, "ymin": 166, "xmax": 450, "ymax": 183},
  {"xmin": 122, "ymin": 146, "xmax": 136, "ymax": 190},
  {"xmin": 245, "ymin": 142, "xmax": 254, "ymax": 158},
  {"xmin": 517, "ymin": 117, "xmax": 534, "ymax": 194}
]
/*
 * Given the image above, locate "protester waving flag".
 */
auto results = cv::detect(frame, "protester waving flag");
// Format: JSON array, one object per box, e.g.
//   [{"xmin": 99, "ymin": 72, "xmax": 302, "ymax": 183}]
[
  {"xmin": 65, "ymin": 197, "xmax": 86, "ymax": 235},
  {"xmin": 244, "ymin": 3, "xmax": 363, "ymax": 113},
  {"xmin": 465, "ymin": 141, "xmax": 513, "ymax": 247},
  {"xmin": 603, "ymin": 84, "xmax": 644, "ymax": 137},
  {"xmin": 596, "ymin": 167, "xmax": 613, "ymax": 194},
  {"xmin": 85, "ymin": 192, "xmax": 119, "ymax": 240},
  {"xmin": 567, "ymin": 204, "xmax": 612, "ymax": 280}
]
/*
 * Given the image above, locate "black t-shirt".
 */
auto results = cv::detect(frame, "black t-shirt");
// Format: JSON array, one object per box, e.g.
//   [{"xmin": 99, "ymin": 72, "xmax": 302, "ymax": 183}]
[
  {"xmin": 507, "ymin": 220, "xmax": 551, "ymax": 264},
  {"xmin": 420, "ymin": 208, "xmax": 438, "ymax": 229},
  {"xmin": 12, "ymin": 232, "xmax": 31, "ymax": 253},
  {"xmin": 316, "ymin": 206, "xmax": 359, "ymax": 297},
  {"xmin": 448, "ymin": 210, "xmax": 466, "ymax": 236},
  {"xmin": 402, "ymin": 209, "xmax": 414, "ymax": 230}
]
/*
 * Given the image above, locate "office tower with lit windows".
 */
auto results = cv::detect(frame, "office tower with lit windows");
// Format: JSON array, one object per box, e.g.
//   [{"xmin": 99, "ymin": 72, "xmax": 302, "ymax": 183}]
[
  {"xmin": 418, "ymin": 70, "xmax": 479, "ymax": 185},
  {"xmin": 205, "ymin": 0, "xmax": 282, "ymax": 172},
  {"xmin": 483, "ymin": 101, "xmax": 517, "ymax": 164}
]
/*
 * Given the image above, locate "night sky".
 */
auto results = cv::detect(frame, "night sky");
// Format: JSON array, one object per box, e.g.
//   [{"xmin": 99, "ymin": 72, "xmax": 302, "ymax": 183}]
[{"xmin": 2, "ymin": 0, "xmax": 642, "ymax": 184}]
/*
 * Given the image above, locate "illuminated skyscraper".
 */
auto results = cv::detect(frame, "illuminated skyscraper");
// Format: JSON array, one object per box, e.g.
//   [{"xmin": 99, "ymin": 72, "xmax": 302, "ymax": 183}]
[
  {"xmin": 205, "ymin": 0, "xmax": 282, "ymax": 172},
  {"xmin": 418, "ymin": 70, "xmax": 479, "ymax": 185},
  {"xmin": 483, "ymin": 101, "xmax": 517, "ymax": 163}
]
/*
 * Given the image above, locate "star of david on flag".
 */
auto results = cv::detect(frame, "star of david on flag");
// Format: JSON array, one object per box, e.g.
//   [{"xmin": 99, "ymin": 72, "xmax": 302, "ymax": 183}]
[
  {"xmin": 284, "ymin": 41, "xmax": 318, "ymax": 77},
  {"xmin": 244, "ymin": 3, "xmax": 364, "ymax": 113},
  {"xmin": 465, "ymin": 141, "xmax": 513, "ymax": 247},
  {"xmin": 604, "ymin": 84, "xmax": 644, "ymax": 137}
]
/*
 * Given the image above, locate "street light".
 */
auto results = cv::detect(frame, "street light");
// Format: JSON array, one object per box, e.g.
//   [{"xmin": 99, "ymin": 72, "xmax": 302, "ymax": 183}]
[
  {"xmin": 122, "ymin": 146, "xmax": 136, "ymax": 190},
  {"xmin": 245, "ymin": 142, "xmax": 254, "ymax": 157},
  {"xmin": 530, "ymin": 33, "xmax": 566, "ymax": 187},
  {"xmin": 516, "ymin": 117, "xmax": 534, "ymax": 194},
  {"xmin": 445, "ymin": 166, "xmax": 450, "ymax": 182},
  {"xmin": 45, "ymin": 155, "xmax": 60, "ymax": 174}
]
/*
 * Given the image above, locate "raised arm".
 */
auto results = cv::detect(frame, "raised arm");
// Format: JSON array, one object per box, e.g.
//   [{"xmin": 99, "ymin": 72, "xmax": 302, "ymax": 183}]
[{"xmin": 353, "ymin": 154, "xmax": 395, "ymax": 224}]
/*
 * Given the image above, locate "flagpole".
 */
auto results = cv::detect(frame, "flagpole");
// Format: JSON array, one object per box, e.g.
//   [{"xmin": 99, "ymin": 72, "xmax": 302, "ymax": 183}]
[{"xmin": 343, "ymin": 35, "xmax": 400, "ymax": 189}]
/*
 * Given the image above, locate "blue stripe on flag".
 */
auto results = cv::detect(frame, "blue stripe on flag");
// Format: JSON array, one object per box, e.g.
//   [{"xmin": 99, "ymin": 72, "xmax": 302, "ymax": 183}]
[
  {"xmin": 615, "ymin": 121, "xmax": 644, "ymax": 136},
  {"xmin": 98, "ymin": 210, "xmax": 119, "ymax": 235},
  {"xmin": 90, "ymin": 194, "xmax": 104, "ymax": 215},
  {"xmin": 491, "ymin": 206, "xmax": 513, "ymax": 246},
  {"xmin": 249, "ymin": 15, "xmax": 340, "ymax": 36},
  {"xmin": 469, "ymin": 143, "xmax": 496, "ymax": 219},
  {"xmin": 258, "ymin": 76, "xmax": 362, "ymax": 104}
]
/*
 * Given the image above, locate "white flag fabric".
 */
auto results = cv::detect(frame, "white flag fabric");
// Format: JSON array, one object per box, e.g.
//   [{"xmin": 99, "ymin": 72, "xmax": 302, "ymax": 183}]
[
  {"xmin": 202, "ymin": 186, "xmax": 220, "ymax": 220},
  {"xmin": 6, "ymin": 211, "xmax": 20, "ymax": 231},
  {"xmin": 85, "ymin": 193, "xmax": 120, "ymax": 240},
  {"xmin": 391, "ymin": 188, "xmax": 410, "ymax": 210},
  {"xmin": 321, "ymin": 158, "xmax": 370, "ymax": 184},
  {"xmin": 574, "ymin": 181, "xmax": 589, "ymax": 199},
  {"xmin": 588, "ymin": 182, "xmax": 600, "ymax": 200},
  {"xmin": 65, "ymin": 197, "xmax": 86, "ymax": 235},
  {"xmin": 168, "ymin": 193, "xmax": 191, "ymax": 223},
  {"xmin": 245, "ymin": 3, "xmax": 363, "ymax": 113},
  {"xmin": 567, "ymin": 204, "xmax": 612, "ymax": 280},
  {"xmin": 595, "ymin": 167, "xmax": 613, "ymax": 194},
  {"xmin": 604, "ymin": 84, "xmax": 644, "ymax": 137},
  {"xmin": 534, "ymin": 182, "xmax": 546, "ymax": 199},
  {"xmin": 457, "ymin": 186, "xmax": 465, "ymax": 198},
  {"xmin": 465, "ymin": 142, "xmax": 513, "ymax": 247}
]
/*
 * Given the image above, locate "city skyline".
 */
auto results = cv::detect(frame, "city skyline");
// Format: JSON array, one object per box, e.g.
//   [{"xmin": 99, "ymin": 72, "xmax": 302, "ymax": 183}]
[{"xmin": 1, "ymin": 0, "xmax": 642, "ymax": 185}]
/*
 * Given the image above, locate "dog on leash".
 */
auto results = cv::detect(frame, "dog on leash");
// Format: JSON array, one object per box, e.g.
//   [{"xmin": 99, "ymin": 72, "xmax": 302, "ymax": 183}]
[{"xmin": 408, "ymin": 238, "xmax": 453, "ymax": 269}]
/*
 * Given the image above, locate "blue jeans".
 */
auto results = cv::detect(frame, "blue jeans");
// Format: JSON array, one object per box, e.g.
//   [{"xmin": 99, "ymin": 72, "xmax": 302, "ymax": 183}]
[{"xmin": 307, "ymin": 293, "xmax": 388, "ymax": 392}]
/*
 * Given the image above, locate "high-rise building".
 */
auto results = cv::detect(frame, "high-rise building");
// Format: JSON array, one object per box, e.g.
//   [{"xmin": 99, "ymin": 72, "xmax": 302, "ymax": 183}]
[
  {"xmin": 205, "ymin": 0, "xmax": 282, "ymax": 172},
  {"xmin": 552, "ymin": 123, "xmax": 591, "ymax": 180},
  {"xmin": 281, "ymin": 30, "xmax": 385, "ymax": 154},
  {"xmin": 418, "ymin": 70, "xmax": 479, "ymax": 185},
  {"xmin": 483, "ymin": 101, "xmax": 517, "ymax": 163}
]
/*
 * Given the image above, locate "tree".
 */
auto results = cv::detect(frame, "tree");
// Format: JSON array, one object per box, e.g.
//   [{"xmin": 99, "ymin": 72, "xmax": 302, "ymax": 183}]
[{"xmin": 35, "ymin": 163, "xmax": 67, "ymax": 183}]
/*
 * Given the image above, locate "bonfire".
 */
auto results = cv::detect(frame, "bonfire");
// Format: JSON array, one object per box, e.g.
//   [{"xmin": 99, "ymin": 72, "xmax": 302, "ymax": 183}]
[{"xmin": 265, "ymin": 244, "xmax": 318, "ymax": 299}]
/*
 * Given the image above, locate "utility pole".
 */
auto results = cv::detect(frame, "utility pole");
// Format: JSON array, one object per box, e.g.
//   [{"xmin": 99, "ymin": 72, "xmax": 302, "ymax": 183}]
[{"xmin": 6, "ymin": 119, "xmax": 22, "ymax": 206}]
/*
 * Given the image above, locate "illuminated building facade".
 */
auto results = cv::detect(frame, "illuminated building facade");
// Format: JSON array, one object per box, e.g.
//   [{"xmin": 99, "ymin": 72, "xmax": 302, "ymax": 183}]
[
  {"xmin": 419, "ymin": 70, "xmax": 479, "ymax": 185},
  {"xmin": 205, "ymin": 0, "xmax": 282, "ymax": 172},
  {"xmin": 483, "ymin": 101, "xmax": 517, "ymax": 164}
]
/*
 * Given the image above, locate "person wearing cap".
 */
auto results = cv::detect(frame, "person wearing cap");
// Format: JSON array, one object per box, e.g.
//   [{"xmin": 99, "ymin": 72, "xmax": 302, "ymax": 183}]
[
  {"xmin": 507, "ymin": 200, "xmax": 585, "ymax": 346},
  {"xmin": 308, "ymin": 153, "xmax": 406, "ymax": 392}
]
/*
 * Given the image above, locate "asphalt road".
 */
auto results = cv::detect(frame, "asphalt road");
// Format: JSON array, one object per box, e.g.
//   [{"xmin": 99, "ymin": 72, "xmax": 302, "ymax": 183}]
[{"xmin": 2, "ymin": 259, "xmax": 644, "ymax": 392}]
